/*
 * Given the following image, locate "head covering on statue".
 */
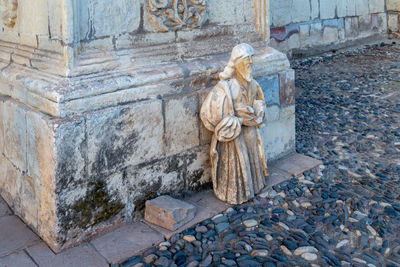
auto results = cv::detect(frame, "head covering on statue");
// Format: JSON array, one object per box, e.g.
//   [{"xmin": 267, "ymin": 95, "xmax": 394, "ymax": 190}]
[{"xmin": 200, "ymin": 43, "xmax": 269, "ymax": 205}]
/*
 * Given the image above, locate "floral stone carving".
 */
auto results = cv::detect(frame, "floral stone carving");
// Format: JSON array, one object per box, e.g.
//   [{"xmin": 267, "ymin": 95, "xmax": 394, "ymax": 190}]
[
  {"xmin": 1, "ymin": 0, "xmax": 18, "ymax": 28},
  {"xmin": 147, "ymin": 0, "xmax": 208, "ymax": 32},
  {"xmin": 200, "ymin": 43, "xmax": 269, "ymax": 205}
]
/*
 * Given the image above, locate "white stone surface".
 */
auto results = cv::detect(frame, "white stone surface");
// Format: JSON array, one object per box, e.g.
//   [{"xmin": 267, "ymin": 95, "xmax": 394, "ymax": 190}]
[
  {"xmin": 271, "ymin": 0, "xmax": 292, "ymax": 26},
  {"xmin": 347, "ymin": 0, "xmax": 357, "ymax": 16},
  {"xmin": 259, "ymin": 111, "xmax": 295, "ymax": 161},
  {"xmin": 369, "ymin": 0, "xmax": 385, "ymax": 13},
  {"xmin": 292, "ymin": 0, "xmax": 311, "ymax": 23},
  {"xmin": 165, "ymin": 94, "xmax": 199, "ymax": 155},
  {"xmin": 323, "ymin": 27, "xmax": 339, "ymax": 43},
  {"xmin": 3, "ymin": 101, "xmax": 26, "ymax": 171},
  {"xmin": 311, "ymin": 0, "xmax": 320, "ymax": 19},
  {"xmin": 356, "ymin": 0, "xmax": 370, "ymax": 16},
  {"xmin": 387, "ymin": 0, "xmax": 400, "ymax": 11},
  {"xmin": 388, "ymin": 14, "xmax": 399, "ymax": 32},
  {"xmin": 320, "ymin": 0, "xmax": 336, "ymax": 19},
  {"xmin": 87, "ymin": 100, "xmax": 164, "ymax": 176}
]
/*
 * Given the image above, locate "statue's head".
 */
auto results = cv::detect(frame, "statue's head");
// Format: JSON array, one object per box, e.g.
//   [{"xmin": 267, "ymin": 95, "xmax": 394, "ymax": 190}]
[{"xmin": 220, "ymin": 43, "xmax": 255, "ymax": 82}]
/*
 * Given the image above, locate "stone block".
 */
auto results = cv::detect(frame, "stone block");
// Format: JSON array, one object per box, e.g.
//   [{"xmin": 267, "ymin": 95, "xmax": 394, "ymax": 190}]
[
  {"xmin": 165, "ymin": 94, "xmax": 199, "ymax": 155},
  {"xmin": 198, "ymin": 89, "xmax": 213, "ymax": 146},
  {"xmin": 320, "ymin": 0, "xmax": 336, "ymax": 19},
  {"xmin": 271, "ymin": 0, "xmax": 292, "ymax": 26},
  {"xmin": 323, "ymin": 18, "xmax": 344, "ymax": 29},
  {"xmin": 292, "ymin": 0, "xmax": 311, "ymax": 23},
  {"xmin": 257, "ymin": 75, "xmax": 280, "ymax": 106},
  {"xmin": 18, "ymin": 0, "xmax": 49, "ymax": 36},
  {"xmin": 208, "ymin": 0, "xmax": 247, "ymax": 25},
  {"xmin": 0, "ymin": 251, "xmax": 36, "ymax": 267},
  {"xmin": 265, "ymin": 105, "xmax": 280, "ymax": 122},
  {"xmin": 81, "ymin": 0, "xmax": 141, "ymax": 40},
  {"xmin": 90, "ymin": 222, "xmax": 163, "ymax": 264},
  {"xmin": 127, "ymin": 155, "xmax": 186, "ymax": 214},
  {"xmin": 0, "ymin": 155, "xmax": 21, "ymax": 210},
  {"xmin": 17, "ymin": 175, "xmax": 39, "ymax": 229},
  {"xmin": 0, "ymin": 98, "xmax": 3, "ymax": 154},
  {"xmin": 323, "ymin": 27, "xmax": 339, "ymax": 43},
  {"xmin": 388, "ymin": 14, "xmax": 399, "ymax": 32},
  {"xmin": 355, "ymin": 0, "xmax": 370, "ymax": 16},
  {"xmin": 347, "ymin": 0, "xmax": 357, "ymax": 16},
  {"xmin": 54, "ymin": 118, "xmax": 86, "ymax": 203},
  {"xmin": 87, "ymin": 100, "xmax": 164, "ymax": 178},
  {"xmin": 345, "ymin": 17, "xmax": 359, "ymax": 37},
  {"xmin": 375, "ymin": 13, "xmax": 388, "ymax": 33},
  {"xmin": 3, "ymin": 101, "xmax": 26, "ymax": 171},
  {"xmin": 26, "ymin": 111, "xmax": 55, "ymax": 188},
  {"xmin": 299, "ymin": 24, "xmax": 311, "ymax": 42},
  {"xmin": 279, "ymin": 70, "xmax": 295, "ymax": 107},
  {"xmin": 0, "ymin": 215, "xmax": 40, "ymax": 258},
  {"xmin": 369, "ymin": 0, "xmax": 384, "ymax": 13},
  {"xmin": 259, "ymin": 112, "xmax": 295, "ymax": 161},
  {"xmin": 387, "ymin": 0, "xmax": 400, "ymax": 11},
  {"xmin": 145, "ymin": 195, "xmax": 196, "ymax": 231},
  {"xmin": 27, "ymin": 242, "xmax": 108, "ymax": 267},
  {"xmin": 186, "ymin": 145, "xmax": 211, "ymax": 190},
  {"xmin": 311, "ymin": 0, "xmax": 319, "ymax": 19},
  {"xmin": 359, "ymin": 14, "xmax": 372, "ymax": 32},
  {"xmin": 337, "ymin": 0, "xmax": 347, "ymax": 17}
]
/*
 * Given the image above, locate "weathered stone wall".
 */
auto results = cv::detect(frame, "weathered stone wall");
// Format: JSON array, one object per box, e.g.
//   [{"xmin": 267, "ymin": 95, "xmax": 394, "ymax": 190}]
[
  {"xmin": 387, "ymin": 0, "xmax": 400, "ymax": 36},
  {"xmin": 270, "ymin": 0, "xmax": 388, "ymax": 55},
  {"xmin": 0, "ymin": 0, "xmax": 298, "ymax": 252}
]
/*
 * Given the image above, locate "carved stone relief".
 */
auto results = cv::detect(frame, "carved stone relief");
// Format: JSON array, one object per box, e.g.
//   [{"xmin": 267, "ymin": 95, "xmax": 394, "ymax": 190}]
[
  {"xmin": 1, "ymin": 0, "xmax": 18, "ymax": 28},
  {"xmin": 146, "ymin": 0, "xmax": 208, "ymax": 32}
]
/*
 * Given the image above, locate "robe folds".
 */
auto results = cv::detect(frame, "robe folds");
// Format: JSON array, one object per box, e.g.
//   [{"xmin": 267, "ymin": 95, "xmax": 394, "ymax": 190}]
[{"xmin": 200, "ymin": 78, "xmax": 268, "ymax": 204}]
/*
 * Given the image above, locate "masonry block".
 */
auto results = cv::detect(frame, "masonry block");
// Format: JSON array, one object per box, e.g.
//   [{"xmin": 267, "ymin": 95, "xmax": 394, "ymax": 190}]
[
  {"xmin": 257, "ymin": 75, "xmax": 280, "ymax": 106},
  {"xmin": 165, "ymin": 94, "xmax": 200, "ymax": 155},
  {"xmin": 320, "ymin": 0, "xmax": 336, "ymax": 19},
  {"xmin": 369, "ymin": 0, "xmax": 384, "ymax": 13},
  {"xmin": 145, "ymin": 195, "xmax": 196, "ymax": 231},
  {"xmin": 356, "ymin": 0, "xmax": 370, "ymax": 16}
]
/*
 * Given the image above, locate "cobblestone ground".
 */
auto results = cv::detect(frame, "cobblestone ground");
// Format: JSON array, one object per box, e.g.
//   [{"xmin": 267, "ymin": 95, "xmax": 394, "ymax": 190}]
[{"xmin": 128, "ymin": 42, "xmax": 400, "ymax": 267}]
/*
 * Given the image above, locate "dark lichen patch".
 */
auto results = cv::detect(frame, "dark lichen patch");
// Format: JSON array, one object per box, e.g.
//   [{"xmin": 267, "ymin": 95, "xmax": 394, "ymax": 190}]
[
  {"xmin": 90, "ymin": 108, "xmax": 139, "ymax": 177},
  {"xmin": 58, "ymin": 180, "xmax": 124, "ymax": 234},
  {"xmin": 133, "ymin": 177, "xmax": 162, "ymax": 212}
]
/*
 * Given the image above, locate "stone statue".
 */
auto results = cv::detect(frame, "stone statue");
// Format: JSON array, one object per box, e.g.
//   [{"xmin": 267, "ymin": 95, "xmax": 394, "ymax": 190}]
[{"xmin": 200, "ymin": 43, "xmax": 269, "ymax": 205}]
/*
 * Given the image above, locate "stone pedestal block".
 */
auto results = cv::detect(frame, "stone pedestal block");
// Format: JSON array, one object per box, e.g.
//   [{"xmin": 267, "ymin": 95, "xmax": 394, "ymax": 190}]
[{"xmin": 0, "ymin": 0, "xmax": 296, "ymax": 252}]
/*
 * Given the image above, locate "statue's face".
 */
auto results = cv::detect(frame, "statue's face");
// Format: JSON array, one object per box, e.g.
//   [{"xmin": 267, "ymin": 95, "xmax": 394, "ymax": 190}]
[{"xmin": 235, "ymin": 56, "xmax": 253, "ymax": 82}]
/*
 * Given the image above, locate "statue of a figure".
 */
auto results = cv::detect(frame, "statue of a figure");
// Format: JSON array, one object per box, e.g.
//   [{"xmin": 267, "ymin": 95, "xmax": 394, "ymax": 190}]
[{"xmin": 200, "ymin": 43, "xmax": 268, "ymax": 204}]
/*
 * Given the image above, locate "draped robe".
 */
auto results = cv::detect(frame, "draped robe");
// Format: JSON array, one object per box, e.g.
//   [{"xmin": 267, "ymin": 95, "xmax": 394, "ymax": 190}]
[{"xmin": 200, "ymin": 78, "xmax": 268, "ymax": 204}]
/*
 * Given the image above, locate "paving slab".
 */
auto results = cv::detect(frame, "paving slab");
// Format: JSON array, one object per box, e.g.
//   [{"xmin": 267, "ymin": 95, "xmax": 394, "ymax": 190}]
[
  {"xmin": 265, "ymin": 167, "xmax": 293, "ymax": 188},
  {"xmin": 90, "ymin": 222, "xmax": 164, "ymax": 264},
  {"xmin": 0, "ymin": 250, "xmax": 37, "ymax": 267},
  {"xmin": 26, "ymin": 242, "xmax": 107, "ymax": 267},
  {"xmin": 0, "ymin": 216, "xmax": 40, "ymax": 258},
  {"xmin": 272, "ymin": 153, "xmax": 322, "ymax": 176},
  {"xmin": 0, "ymin": 197, "xmax": 11, "ymax": 218}
]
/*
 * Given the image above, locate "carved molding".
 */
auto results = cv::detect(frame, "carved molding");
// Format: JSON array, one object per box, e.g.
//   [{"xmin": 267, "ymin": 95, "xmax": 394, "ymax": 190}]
[
  {"xmin": 1, "ymin": 0, "xmax": 18, "ymax": 28},
  {"xmin": 147, "ymin": 0, "xmax": 208, "ymax": 32}
]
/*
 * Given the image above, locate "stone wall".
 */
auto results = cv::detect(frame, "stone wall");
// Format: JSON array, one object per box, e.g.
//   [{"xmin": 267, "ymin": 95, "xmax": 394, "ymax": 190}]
[
  {"xmin": 269, "ymin": 0, "xmax": 388, "ymax": 55},
  {"xmin": 0, "ymin": 0, "xmax": 297, "ymax": 252},
  {"xmin": 387, "ymin": 0, "xmax": 400, "ymax": 37}
]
